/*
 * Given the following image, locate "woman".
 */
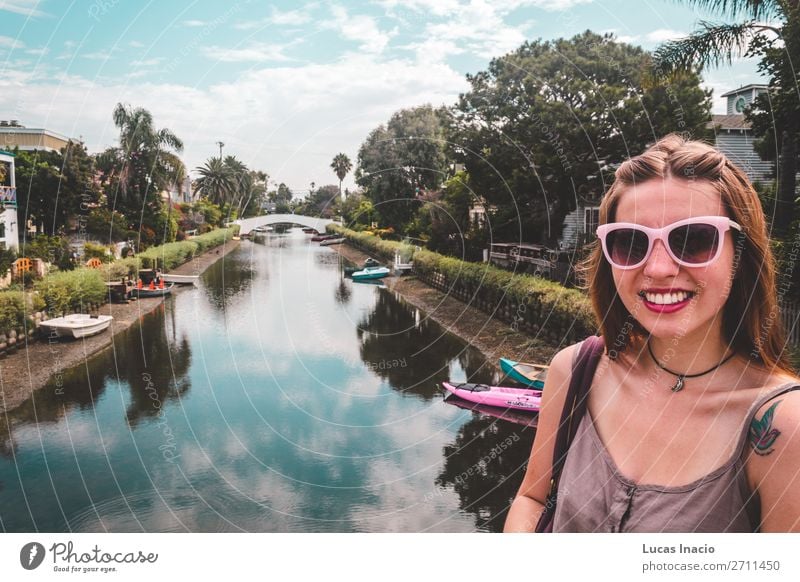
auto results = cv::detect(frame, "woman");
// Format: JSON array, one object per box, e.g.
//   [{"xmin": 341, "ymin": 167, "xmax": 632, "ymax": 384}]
[{"xmin": 504, "ymin": 135, "xmax": 800, "ymax": 533}]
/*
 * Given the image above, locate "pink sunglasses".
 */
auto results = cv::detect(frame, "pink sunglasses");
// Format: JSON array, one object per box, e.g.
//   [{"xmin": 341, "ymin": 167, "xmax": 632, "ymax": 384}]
[{"xmin": 596, "ymin": 216, "xmax": 743, "ymax": 270}]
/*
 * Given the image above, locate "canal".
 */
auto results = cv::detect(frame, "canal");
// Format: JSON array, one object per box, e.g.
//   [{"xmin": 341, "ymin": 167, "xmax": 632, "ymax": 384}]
[{"xmin": 0, "ymin": 229, "xmax": 536, "ymax": 532}]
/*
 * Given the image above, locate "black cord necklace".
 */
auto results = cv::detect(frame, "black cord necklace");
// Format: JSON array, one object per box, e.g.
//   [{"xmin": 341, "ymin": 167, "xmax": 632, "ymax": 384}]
[{"xmin": 646, "ymin": 341, "xmax": 737, "ymax": 392}]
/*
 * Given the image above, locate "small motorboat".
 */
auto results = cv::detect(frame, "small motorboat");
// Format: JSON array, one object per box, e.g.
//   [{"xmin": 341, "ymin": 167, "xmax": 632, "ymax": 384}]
[
  {"xmin": 344, "ymin": 258, "xmax": 381, "ymax": 276},
  {"xmin": 135, "ymin": 283, "xmax": 175, "ymax": 298},
  {"xmin": 444, "ymin": 393, "xmax": 538, "ymax": 427},
  {"xmin": 441, "ymin": 381, "xmax": 541, "ymax": 412},
  {"xmin": 499, "ymin": 358, "xmax": 549, "ymax": 389},
  {"xmin": 302, "ymin": 228, "xmax": 318, "ymax": 234},
  {"xmin": 351, "ymin": 266, "xmax": 390, "ymax": 281},
  {"xmin": 319, "ymin": 236, "xmax": 346, "ymax": 246},
  {"xmin": 311, "ymin": 233, "xmax": 338, "ymax": 242},
  {"xmin": 160, "ymin": 273, "xmax": 199, "ymax": 285},
  {"xmin": 39, "ymin": 314, "xmax": 113, "ymax": 339}
]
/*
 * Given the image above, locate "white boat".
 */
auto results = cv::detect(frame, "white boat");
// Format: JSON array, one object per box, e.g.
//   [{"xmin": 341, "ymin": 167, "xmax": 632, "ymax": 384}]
[
  {"xmin": 39, "ymin": 314, "xmax": 113, "ymax": 339},
  {"xmin": 160, "ymin": 273, "xmax": 199, "ymax": 285},
  {"xmin": 319, "ymin": 237, "xmax": 346, "ymax": 246}
]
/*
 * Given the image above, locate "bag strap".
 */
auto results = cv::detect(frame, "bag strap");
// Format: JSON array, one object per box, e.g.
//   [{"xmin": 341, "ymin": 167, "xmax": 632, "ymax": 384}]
[{"xmin": 535, "ymin": 335, "xmax": 605, "ymax": 532}]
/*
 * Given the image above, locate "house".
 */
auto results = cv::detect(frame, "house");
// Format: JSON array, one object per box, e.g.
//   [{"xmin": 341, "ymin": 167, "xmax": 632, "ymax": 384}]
[
  {"xmin": 707, "ymin": 84, "xmax": 772, "ymax": 185},
  {"xmin": 0, "ymin": 120, "xmax": 74, "ymax": 153},
  {"xmin": 0, "ymin": 150, "xmax": 20, "ymax": 251}
]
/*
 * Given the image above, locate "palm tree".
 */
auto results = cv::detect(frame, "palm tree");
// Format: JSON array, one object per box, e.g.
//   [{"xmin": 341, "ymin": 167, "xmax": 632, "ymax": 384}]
[
  {"xmin": 331, "ymin": 153, "xmax": 352, "ymax": 198},
  {"xmin": 194, "ymin": 157, "xmax": 235, "ymax": 206},
  {"xmin": 653, "ymin": 1, "xmax": 799, "ymax": 235},
  {"xmin": 104, "ymin": 103, "xmax": 184, "ymax": 212}
]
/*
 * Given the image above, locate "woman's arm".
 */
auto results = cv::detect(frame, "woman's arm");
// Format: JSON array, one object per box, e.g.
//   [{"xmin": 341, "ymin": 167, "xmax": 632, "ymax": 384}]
[
  {"xmin": 503, "ymin": 343, "xmax": 579, "ymax": 532},
  {"xmin": 746, "ymin": 389, "xmax": 800, "ymax": 532}
]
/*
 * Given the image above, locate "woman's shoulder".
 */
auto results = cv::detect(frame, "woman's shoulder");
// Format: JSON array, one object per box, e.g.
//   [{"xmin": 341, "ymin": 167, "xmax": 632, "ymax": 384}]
[{"xmin": 746, "ymin": 376, "xmax": 800, "ymax": 531}]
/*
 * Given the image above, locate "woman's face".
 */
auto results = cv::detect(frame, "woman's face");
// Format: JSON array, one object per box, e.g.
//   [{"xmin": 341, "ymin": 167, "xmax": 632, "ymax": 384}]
[{"xmin": 610, "ymin": 177, "xmax": 737, "ymax": 343}]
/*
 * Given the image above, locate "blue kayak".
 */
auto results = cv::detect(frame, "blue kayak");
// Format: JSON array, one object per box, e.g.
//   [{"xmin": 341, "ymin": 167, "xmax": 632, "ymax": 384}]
[
  {"xmin": 499, "ymin": 358, "xmax": 548, "ymax": 389},
  {"xmin": 352, "ymin": 266, "xmax": 390, "ymax": 281}
]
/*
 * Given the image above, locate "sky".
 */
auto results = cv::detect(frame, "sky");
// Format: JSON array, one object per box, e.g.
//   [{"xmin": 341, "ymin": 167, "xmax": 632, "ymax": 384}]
[{"xmin": 0, "ymin": 0, "xmax": 765, "ymax": 195}]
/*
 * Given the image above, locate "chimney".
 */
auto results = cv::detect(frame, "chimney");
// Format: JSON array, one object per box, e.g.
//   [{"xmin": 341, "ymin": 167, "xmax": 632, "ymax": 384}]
[{"xmin": 9, "ymin": 120, "xmax": 20, "ymax": 127}]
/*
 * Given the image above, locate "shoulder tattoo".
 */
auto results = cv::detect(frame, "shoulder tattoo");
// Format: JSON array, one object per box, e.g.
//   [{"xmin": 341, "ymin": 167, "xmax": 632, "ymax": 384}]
[{"xmin": 749, "ymin": 400, "xmax": 782, "ymax": 456}]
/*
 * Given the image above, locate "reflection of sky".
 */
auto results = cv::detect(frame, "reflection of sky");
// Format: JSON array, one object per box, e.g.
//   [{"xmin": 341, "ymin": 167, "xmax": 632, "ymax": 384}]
[{"xmin": 0, "ymin": 230, "xmax": 514, "ymax": 532}]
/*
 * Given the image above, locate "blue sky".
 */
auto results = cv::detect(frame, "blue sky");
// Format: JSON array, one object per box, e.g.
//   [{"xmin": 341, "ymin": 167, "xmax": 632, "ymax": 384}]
[{"xmin": 0, "ymin": 0, "xmax": 764, "ymax": 194}]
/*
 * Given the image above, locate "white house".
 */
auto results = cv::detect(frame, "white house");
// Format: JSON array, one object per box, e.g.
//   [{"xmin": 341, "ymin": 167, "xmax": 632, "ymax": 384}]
[{"xmin": 0, "ymin": 150, "xmax": 19, "ymax": 251}]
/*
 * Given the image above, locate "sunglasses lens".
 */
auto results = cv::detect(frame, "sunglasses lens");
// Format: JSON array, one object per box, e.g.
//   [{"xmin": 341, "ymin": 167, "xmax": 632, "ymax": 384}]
[
  {"xmin": 607, "ymin": 228, "xmax": 649, "ymax": 267},
  {"xmin": 668, "ymin": 223, "xmax": 719, "ymax": 264}
]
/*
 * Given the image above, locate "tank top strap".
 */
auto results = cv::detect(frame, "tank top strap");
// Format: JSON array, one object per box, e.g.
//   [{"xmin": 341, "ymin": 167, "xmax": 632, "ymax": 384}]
[{"xmin": 734, "ymin": 381, "xmax": 800, "ymax": 457}]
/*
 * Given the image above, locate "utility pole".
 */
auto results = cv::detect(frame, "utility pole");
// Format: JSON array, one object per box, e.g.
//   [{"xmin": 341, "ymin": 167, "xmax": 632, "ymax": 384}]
[{"xmin": 216, "ymin": 141, "xmax": 225, "ymax": 159}]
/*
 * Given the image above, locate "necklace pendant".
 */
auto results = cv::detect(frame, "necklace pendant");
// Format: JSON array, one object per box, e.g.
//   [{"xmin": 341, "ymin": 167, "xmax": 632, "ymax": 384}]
[{"xmin": 671, "ymin": 376, "xmax": 685, "ymax": 392}]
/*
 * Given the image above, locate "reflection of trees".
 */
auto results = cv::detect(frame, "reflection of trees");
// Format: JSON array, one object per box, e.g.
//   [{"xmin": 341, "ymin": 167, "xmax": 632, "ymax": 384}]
[
  {"xmin": 0, "ymin": 302, "xmax": 193, "ymax": 456},
  {"xmin": 202, "ymin": 247, "xmax": 255, "ymax": 310},
  {"xmin": 436, "ymin": 415, "xmax": 535, "ymax": 532},
  {"xmin": 334, "ymin": 277, "xmax": 351, "ymax": 305},
  {"xmin": 123, "ymin": 306, "xmax": 192, "ymax": 426},
  {"xmin": 356, "ymin": 289, "xmax": 493, "ymax": 399}
]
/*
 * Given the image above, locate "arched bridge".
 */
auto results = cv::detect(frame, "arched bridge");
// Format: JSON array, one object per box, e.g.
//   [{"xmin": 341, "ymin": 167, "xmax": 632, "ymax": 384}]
[{"xmin": 234, "ymin": 214, "xmax": 338, "ymax": 235}]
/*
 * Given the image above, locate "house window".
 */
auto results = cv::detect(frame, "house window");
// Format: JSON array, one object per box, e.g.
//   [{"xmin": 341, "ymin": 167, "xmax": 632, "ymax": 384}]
[
  {"xmin": 584, "ymin": 207, "xmax": 600, "ymax": 235},
  {"xmin": 0, "ymin": 221, "xmax": 5, "ymax": 239}
]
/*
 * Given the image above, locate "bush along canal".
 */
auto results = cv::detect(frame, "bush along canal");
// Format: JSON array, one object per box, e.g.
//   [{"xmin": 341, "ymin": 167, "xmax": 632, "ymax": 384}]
[{"xmin": 0, "ymin": 228, "xmax": 537, "ymax": 532}]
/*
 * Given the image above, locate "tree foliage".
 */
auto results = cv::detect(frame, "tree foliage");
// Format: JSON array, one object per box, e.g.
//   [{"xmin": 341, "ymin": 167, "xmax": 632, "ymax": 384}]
[
  {"xmin": 654, "ymin": 0, "xmax": 799, "ymax": 235},
  {"xmin": 13, "ymin": 143, "xmax": 100, "ymax": 235},
  {"xmin": 356, "ymin": 105, "xmax": 449, "ymax": 229},
  {"xmin": 450, "ymin": 30, "xmax": 712, "ymax": 244},
  {"xmin": 330, "ymin": 153, "xmax": 352, "ymax": 197}
]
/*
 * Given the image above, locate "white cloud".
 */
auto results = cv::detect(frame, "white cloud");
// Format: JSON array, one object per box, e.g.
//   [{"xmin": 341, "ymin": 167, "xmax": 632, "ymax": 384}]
[
  {"xmin": 25, "ymin": 46, "xmax": 48, "ymax": 56},
  {"xmin": 129, "ymin": 40, "xmax": 146, "ymax": 48},
  {"xmin": 645, "ymin": 29, "xmax": 687, "ymax": 43},
  {"xmin": 201, "ymin": 41, "xmax": 298, "ymax": 63},
  {"xmin": 0, "ymin": 35, "xmax": 23, "ymax": 48},
  {"xmin": 235, "ymin": 5, "xmax": 317, "ymax": 30},
  {"xmin": 329, "ymin": 5, "xmax": 397, "ymax": 55},
  {"xmin": 0, "ymin": 53, "xmax": 466, "ymax": 192},
  {"xmin": 0, "ymin": 0, "xmax": 47, "ymax": 17},
  {"xmin": 182, "ymin": 19, "xmax": 207, "ymax": 27},
  {"xmin": 131, "ymin": 57, "xmax": 164, "ymax": 67}
]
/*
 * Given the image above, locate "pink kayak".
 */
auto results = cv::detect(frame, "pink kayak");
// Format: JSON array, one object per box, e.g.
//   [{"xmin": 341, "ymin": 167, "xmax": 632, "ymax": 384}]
[{"xmin": 442, "ymin": 382, "xmax": 542, "ymax": 412}]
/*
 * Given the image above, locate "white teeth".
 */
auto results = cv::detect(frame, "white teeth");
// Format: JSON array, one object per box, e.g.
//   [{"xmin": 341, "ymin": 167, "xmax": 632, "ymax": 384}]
[{"xmin": 644, "ymin": 291, "xmax": 690, "ymax": 305}]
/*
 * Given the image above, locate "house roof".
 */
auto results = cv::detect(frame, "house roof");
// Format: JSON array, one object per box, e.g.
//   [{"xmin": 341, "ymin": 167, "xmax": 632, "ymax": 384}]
[
  {"xmin": 720, "ymin": 84, "xmax": 768, "ymax": 98},
  {"xmin": 707, "ymin": 114, "xmax": 751, "ymax": 130}
]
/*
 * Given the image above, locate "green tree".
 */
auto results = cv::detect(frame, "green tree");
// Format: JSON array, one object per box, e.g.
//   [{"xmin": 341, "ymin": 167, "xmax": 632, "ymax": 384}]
[
  {"xmin": 330, "ymin": 153, "xmax": 352, "ymax": 198},
  {"xmin": 100, "ymin": 103, "xmax": 185, "ymax": 214},
  {"xmin": 653, "ymin": 1, "xmax": 799, "ymax": 235},
  {"xmin": 302, "ymin": 184, "xmax": 340, "ymax": 218},
  {"xmin": 451, "ymin": 31, "xmax": 711, "ymax": 244},
  {"xmin": 194, "ymin": 157, "xmax": 235, "ymax": 206},
  {"xmin": 356, "ymin": 105, "xmax": 449, "ymax": 230},
  {"xmin": 14, "ymin": 142, "xmax": 100, "ymax": 235}
]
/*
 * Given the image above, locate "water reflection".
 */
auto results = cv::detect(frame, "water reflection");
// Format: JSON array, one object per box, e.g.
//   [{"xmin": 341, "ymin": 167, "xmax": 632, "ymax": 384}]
[
  {"xmin": 356, "ymin": 289, "xmax": 494, "ymax": 400},
  {"xmin": 436, "ymin": 415, "xmax": 535, "ymax": 532},
  {"xmin": 202, "ymin": 247, "xmax": 255, "ymax": 310}
]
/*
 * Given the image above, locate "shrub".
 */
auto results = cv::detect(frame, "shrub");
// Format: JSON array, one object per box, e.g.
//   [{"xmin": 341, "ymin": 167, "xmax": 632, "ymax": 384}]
[
  {"xmin": 34, "ymin": 268, "xmax": 106, "ymax": 315},
  {"xmin": 0, "ymin": 291, "xmax": 45, "ymax": 331},
  {"xmin": 84, "ymin": 241, "xmax": 114, "ymax": 263}
]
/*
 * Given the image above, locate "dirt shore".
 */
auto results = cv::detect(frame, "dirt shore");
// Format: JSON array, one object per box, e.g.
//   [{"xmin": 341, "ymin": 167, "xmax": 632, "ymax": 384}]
[
  {"xmin": 0, "ymin": 239, "xmax": 240, "ymax": 414},
  {"xmin": 334, "ymin": 243, "xmax": 561, "ymax": 372}
]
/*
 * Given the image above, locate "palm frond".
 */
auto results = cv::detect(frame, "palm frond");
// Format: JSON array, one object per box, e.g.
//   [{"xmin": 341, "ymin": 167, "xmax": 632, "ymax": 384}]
[
  {"xmin": 653, "ymin": 21, "xmax": 776, "ymax": 73},
  {"xmin": 670, "ymin": 0, "xmax": 782, "ymax": 21}
]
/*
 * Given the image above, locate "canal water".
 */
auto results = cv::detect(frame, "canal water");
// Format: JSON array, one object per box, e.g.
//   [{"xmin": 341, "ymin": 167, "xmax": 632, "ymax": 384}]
[{"xmin": 0, "ymin": 229, "xmax": 536, "ymax": 532}]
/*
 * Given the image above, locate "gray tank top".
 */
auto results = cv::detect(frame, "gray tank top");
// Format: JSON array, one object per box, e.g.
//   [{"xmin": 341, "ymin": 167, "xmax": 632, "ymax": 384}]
[{"xmin": 553, "ymin": 376, "xmax": 800, "ymax": 533}]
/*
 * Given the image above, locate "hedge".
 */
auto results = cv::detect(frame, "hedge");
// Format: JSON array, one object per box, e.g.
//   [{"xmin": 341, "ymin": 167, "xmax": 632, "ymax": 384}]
[
  {"xmin": 0, "ymin": 291, "xmax": 45, "ymax": 332},
  {"xmin": 137, "ymin": 227, "xmax": 238, "ymax": 270},
  {"xmin": 330, "ymin": 224, "xmax": 597, "ymax": 342},
  {"xmin": 34, "ymin": 268, "xmax": 107, "ymax": 315}
]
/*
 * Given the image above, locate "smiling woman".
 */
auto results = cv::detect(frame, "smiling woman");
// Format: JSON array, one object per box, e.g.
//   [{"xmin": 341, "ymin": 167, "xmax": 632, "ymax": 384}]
[{"xmin": 505, "ymin": 134, "xmax": 800, "ymax": 533}]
